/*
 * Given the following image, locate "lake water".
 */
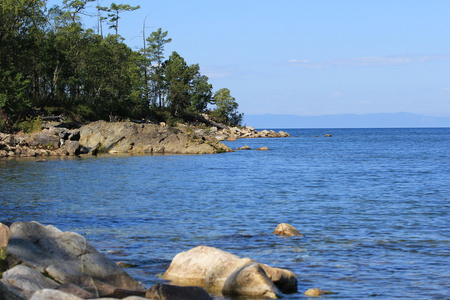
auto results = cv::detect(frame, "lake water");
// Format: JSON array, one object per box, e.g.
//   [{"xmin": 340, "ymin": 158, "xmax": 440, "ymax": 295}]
[{"xmin": 1, "ymin": 128, "xmax": 449, "ymax": 299}]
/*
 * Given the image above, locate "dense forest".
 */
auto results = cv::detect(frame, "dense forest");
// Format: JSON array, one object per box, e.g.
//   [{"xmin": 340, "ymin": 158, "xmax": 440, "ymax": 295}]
[{"xmin": 0, "ymin": 0, "xmax": 243, "ymax": 133}]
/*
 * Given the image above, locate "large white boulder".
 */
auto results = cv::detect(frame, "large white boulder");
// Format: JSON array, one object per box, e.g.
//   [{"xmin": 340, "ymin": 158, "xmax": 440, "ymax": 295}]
[{"xmin": 164, "ymin": 245, "xmax": 297, "ymax": 298}]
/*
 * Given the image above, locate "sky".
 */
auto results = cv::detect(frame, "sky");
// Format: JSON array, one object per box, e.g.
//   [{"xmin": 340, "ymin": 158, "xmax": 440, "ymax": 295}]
[{"xmin": 46, "ymin": 0, "xmax": 450, "ymax": 117}]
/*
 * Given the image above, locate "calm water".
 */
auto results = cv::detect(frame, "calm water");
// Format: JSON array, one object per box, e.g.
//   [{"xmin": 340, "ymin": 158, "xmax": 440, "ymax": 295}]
[{"xmin": 1, "ymin": 128, "xmax": 449, "ymax": 299}]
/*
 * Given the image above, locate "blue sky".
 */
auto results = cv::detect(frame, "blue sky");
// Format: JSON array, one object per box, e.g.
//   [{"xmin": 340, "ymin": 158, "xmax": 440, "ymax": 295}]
[{"xmin": 47, "ymin": 0, "xmax": 450, "ymax": 117}]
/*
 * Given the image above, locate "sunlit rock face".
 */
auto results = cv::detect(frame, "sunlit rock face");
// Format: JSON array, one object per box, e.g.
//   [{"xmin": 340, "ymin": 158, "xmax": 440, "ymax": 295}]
[{"xmin": 79, "ymin": 121, "xmax": 232, "ymax": 155}]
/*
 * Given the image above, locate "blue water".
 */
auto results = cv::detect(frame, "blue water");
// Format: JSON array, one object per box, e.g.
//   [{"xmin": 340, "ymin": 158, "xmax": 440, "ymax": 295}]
[{"xmin": 1, "ymin": 128, "xmax": 449, "ymax": 299}]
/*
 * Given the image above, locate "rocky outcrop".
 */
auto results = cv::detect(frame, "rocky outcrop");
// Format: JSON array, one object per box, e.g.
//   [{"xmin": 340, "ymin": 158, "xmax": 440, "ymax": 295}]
[
  {"xmin": 273, "ymin": 223, "xmax": 304, "ymax": 237},
  {"xmin": 78, "ymin": 121, "xmax": 231, "ymax": 155},
  {"xmin": 0, "ymin": 125, "xmax": 81, "ymax": 158},
  {"xmin": 1, "ymin": 222, "xmax": 216, "ymax": 300},
  {"xmin": 215, "ymin": 126, "xmax": 290, "ymax": 140},
  {"xmin": 0, "ymin": 119, "xmax": 289, "ymax": 158},
  {"xmin": 164, "ymin": 245, "xmax": 297, "ymax": 298}
]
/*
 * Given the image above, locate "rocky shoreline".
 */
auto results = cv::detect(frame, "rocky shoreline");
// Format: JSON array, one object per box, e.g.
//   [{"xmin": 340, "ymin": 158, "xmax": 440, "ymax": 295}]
[
  {"xmin": 0, "ymin": 121, "xmax": 290, "ymax": 158},
  {"xmin": 0, "ymin": 221, "xmax": 311, "ymax": 300}
]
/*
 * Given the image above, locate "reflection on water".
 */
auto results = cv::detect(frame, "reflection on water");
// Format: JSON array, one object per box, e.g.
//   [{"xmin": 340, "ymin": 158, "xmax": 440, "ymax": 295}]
[{"xmin": 1, "ymin": 128, "xmax": 449, "ymax": 299}]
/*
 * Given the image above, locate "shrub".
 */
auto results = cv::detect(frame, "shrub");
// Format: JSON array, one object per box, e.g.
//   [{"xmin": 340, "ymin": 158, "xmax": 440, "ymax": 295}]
[{"xmin": 17, "ymin": 116, "xmax": 43, "ymax": 133}]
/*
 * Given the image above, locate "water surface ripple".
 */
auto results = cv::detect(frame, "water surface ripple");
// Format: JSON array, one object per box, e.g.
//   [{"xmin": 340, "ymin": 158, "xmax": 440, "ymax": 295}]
[{"xmin": 1, "ymin": 128, "xmax": 449, "ymax": 299}]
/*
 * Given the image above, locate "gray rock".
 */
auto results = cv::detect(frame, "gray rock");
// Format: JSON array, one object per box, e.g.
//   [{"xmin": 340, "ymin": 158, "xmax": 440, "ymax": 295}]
[
  {"xmin": 56, "ymin": 283, "xmax": 96, "ymax": 299},
  {"xmin": 30, "ymin": 289, "xmax": 82, "ymax": 300},
  {"xmin": 146, "ymin": 283, "xmax": 213, "ymax": 300},
  {"xmin": 1, "ymin": 265, "xmax": 59, "ymax": 291},
  {"xmin": 25, "ymin": 132, "xmax": 59, "ymax": 148},
  {"xmin": 0, "ymin": 280, "xmax": 27, "ymax": 300},
  {"xmin": 6, "ymin": 222, "xmax": 143, "ymax": 291},
  {"xmin": 64, "ymin": 140, "xmax": 80, "ymax": 155}
]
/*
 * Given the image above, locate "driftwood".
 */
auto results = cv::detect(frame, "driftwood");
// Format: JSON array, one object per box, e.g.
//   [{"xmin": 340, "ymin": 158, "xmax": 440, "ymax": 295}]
[
  {"xmin": 194, "ymin": 114, "xmax": 229, "ymax": 130},
  {"xmin": 41, "ymin": 115, "xmax": 64, "ymax": 121}
]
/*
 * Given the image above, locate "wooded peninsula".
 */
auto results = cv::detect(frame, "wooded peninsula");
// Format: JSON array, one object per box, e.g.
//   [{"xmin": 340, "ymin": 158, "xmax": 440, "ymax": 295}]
[{"xmin": 0, "ymin": 0, "xmax": 243, "ymax": 133}]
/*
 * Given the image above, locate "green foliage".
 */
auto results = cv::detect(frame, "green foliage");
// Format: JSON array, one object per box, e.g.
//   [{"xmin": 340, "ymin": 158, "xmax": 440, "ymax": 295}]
[
  {"xmin": 0, "ymin": 247, "xmax": 5, "ymax": 260},
  {"xmin": 0, "ymin": 1, "xmax": 242, "ymax": 128},
  {"xmin": 212, "ymin": 88, "xmax": 243, "ymax": 126},
  {"xmin": 17, "ymin": 116, "xmax": 43, "ymax": 133}
]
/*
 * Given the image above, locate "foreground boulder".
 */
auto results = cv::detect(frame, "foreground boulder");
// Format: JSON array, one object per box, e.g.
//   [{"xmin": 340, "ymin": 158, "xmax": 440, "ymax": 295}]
[
  {"xmin": 3, "ymin": 221, "xmax": 144, "ymax": 298},
  {"xmin": 164, "ymin": 245, "xmax": 297, "ymax": 298},
  {"xmin": 0, "ymin": 280, "xmax": 27, "ymax": 300},
  {"xmin": 79, "ymin": 121, "xmax": 232, "ymax": 155}
]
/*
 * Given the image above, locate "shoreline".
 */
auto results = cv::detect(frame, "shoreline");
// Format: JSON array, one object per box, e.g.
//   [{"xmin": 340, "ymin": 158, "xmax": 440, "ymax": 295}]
[{"xmin": 0, "ymin": 121, "xmax": 290, "ymax": 158}]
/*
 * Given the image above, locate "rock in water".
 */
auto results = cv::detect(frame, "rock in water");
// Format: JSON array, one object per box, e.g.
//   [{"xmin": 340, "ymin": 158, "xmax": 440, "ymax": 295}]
[
  {"xmin": 222, "ymin": 259, "xmax": 280, "ymax": 298},
  {"xmin": 164, "ymin": 245, "xmax": 296, "ymax": 298},
  {"xmin": 146, "ymin": 283, "xmax": 213, "ymax": 300},
  {"xmin": 273, "ymin": 223, "xmax": 304, "ymax": 237},
  {"xmin": 304, "ymin": 287, "xmax": 334, "ymax": 297},
  {"xmin": 259, "ymin": 263, "xmax": 298, "ymax": 293},
  {"xmin": 164, "ymin": 245, "xmax": 240, "ymax": 287}
]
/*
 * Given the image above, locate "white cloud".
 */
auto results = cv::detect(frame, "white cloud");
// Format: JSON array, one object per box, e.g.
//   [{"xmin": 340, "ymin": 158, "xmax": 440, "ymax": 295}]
[
  {"xmin": 204, "ymin": 72, "xmax": 233, "ymax": 79},
  {"xmin": 288, "ymin": 59, "xmax": 310, "ymax": 63},
  {"xmin": 287, "ymin": 54, "xmax": 450, "ymax": 69}
]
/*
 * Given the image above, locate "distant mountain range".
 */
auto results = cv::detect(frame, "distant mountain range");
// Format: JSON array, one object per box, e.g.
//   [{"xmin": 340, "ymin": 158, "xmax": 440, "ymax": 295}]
[{"xmin": 243, "ymin": 113, "xmax": 450, "ymax": 129}]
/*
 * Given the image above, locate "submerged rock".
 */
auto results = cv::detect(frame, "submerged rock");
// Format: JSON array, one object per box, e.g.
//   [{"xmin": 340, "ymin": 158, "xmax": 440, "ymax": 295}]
[
  {"xmin": 273, "ymin": 223, "xmax": 304, "ymax": 237},
  {"xmin": 304, "ymin": 287, "xmax": 334, "ymax": 297},
  {"xmin": 235, "ymin": 145, "xmax": 251, "ymax": 150}
]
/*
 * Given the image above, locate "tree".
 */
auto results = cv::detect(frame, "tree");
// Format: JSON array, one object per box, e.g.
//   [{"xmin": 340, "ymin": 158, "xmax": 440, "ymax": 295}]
[
  {"xmin": 212, "ymin": 88, "xmax": 243, "ymax": 126},
  {"xmin": 164, "ymin": 52, "xmax": 192, "ymax": 115},
  {"xmin": 189, "ymin": 72, "xmax": 213, "ymax": 113},
  {"xmin": 62, "ymin": 0, "xmax": 95, "ymax": 23},
  {"xmin": 142, "ymin": 28, "xmax": 172, "ymax": 107},
  {"xmin": 0, "ymin": 0, "xmax": 47, "ymax": 116},
  {"xmin": 101, "ymin": 2, "xmax": 140, "ymax": 36}
]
